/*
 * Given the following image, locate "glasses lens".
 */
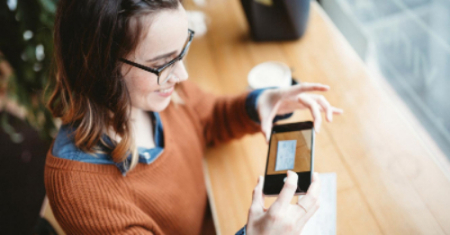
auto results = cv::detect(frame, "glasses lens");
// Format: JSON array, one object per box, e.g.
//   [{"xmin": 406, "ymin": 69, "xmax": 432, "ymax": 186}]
[{"xmin": 158, "ymin": 62, "xmax": 177, "ymax": 85}]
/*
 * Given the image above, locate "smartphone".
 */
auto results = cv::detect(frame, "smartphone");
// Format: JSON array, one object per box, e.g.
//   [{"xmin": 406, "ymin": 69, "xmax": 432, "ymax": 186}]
[{"xmin": 263, "ymin": 121, "xmax": 315, "ymax": 196}]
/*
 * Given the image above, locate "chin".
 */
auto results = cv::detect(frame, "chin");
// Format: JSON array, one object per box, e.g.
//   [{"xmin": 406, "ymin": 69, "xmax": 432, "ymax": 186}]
[{"xmin": 149, "ymin": 97, "xmax": 172, "ymax": 112}]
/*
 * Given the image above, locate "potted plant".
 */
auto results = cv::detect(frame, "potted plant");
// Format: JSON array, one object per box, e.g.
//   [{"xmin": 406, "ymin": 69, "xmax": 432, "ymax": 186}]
[{"xmin": 0, "ymin": 0, "xmax": 58, "ymax": 141}]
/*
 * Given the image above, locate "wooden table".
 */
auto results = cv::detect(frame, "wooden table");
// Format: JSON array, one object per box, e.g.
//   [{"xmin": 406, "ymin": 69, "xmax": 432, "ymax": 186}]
[{"xmin": 185, "ymin": 1, "xmax": 450, "ymax": 234}]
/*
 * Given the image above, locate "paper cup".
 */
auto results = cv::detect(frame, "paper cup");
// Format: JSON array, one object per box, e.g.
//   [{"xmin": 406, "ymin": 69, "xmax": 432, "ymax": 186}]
[{"xmin": 248, "ymin": 61, "xmax": 292, "ymax": 89}]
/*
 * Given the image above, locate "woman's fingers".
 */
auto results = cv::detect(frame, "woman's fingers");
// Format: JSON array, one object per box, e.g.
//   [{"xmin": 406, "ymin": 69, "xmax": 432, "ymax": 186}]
[
  {"xmin": 261, "ymin": 120, "xmax": 273, "ymax": 143},
  {"xmin": 285, "ymin": 83, "xmax": 330, "ymax": 97},
  {"xmin": 296, "ymin": 94, "xmax": 343, "ymax": 131},
  {"xmin": 315, "ymin": 95, "xmax": 333, "ymax": 122},
  {"xmin": 250, "ymin": 176, "xmax": 265, "ymax": 215},
  {"xmin": 332, "ymin": 107, "xmax": 344, "ymax": 114},
  {"xmin": 247, "ymin": 173, "xmax": 321, "ymax": 234},
  {"xmin": 296, "ymin": 198, "xmax": 321, "ymax": 229},
  {"xmin": 272, "ymin": 171, "xmax": 298, "ymax": 210},
  {"xmin": 261, "ymin": 115, "xmax": 273, "ymax": 143},
  {"xmin": 257, "ymin": 90, "xmax": 282, "ymax": 143},
  {"xmin": 297, "ymin": 172, "xmax": 321, "ymax": 215},
  {"xmin": 298, "ymin": 95, "xmax": 322, "ymax": 132},
  {"xmin": 309, "ymin": 94, "xmax": 344, "ymax": 122}
]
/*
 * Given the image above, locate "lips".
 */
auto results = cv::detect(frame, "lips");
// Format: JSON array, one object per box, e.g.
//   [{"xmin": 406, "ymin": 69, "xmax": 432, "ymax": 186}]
[{"xmin": 156, "ymin": 86, "xmax": 174, "ymax": 97}]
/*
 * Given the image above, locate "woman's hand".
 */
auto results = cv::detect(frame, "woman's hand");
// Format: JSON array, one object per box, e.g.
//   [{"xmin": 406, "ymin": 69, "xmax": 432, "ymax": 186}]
[
  {"xmin": 257, "ymin": 83, "xmax": 343, "ymax": 141},
  {"xmin": 246, "ymin": 171, "xmax": 321, "ymax": 235}
]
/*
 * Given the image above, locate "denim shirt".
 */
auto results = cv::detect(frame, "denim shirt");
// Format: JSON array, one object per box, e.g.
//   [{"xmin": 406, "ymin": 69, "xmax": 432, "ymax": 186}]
[
  {"xmin": 51, "ymin": 88, "xmax": 292, "ymax": 235},
  {"xmin": 52, "ymin": 111, "xmax": 166, "ymax": 175}
]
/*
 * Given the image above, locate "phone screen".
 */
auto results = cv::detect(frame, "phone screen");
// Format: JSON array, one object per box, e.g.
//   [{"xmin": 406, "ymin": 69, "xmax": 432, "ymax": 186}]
[{"xmin": 264, "ymin": 128, "xmax": 313, "ymax": 194}]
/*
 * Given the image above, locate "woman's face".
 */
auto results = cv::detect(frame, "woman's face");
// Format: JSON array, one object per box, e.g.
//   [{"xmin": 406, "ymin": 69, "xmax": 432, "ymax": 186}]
[{"xmin": 122, "ymin": 4, "xmax": 189, "ymax": 112}]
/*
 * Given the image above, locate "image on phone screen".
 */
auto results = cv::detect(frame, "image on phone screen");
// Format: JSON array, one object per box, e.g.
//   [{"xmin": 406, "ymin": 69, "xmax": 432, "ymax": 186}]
[{"xmin": 264, "ymin": 123, "xmax": 314, "ymax": 195}]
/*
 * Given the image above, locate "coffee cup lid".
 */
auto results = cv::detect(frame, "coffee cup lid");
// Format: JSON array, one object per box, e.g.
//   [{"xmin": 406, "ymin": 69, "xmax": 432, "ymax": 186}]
[{"xmin": 248, "ymin": 61, "xmax": 291, "ymax": 89}]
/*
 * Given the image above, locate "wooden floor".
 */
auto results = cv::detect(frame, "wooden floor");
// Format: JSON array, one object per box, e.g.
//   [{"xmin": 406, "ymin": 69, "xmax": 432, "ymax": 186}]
[{"xmin": 184, "ymin": 1, "xmax": 450, "ymax": 234}]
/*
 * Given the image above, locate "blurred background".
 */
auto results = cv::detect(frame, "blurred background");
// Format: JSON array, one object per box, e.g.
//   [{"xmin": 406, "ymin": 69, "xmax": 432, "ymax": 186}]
[
  {"xmin": 322, "ymin": 0, "xmax": 450, "ymax": 170},
  {"xmin": 1, "ymin": 0, "xmax": 449, "ymax": 234},
  {"xmin": 1, "ymin": 0, "xmax": 56, "ymax": 234}
]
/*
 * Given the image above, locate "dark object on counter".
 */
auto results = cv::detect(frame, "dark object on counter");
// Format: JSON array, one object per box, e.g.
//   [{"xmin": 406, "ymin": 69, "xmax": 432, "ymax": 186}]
[{"xmin": 240, "ymin": 0, "xmax": 311, "ymax": 41}]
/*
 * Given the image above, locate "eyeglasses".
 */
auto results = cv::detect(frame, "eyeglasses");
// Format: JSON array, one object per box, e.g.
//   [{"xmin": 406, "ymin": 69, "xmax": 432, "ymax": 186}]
[{"xmin": 120, "ymin": 29, "xmax": 195, "ymax": 85}]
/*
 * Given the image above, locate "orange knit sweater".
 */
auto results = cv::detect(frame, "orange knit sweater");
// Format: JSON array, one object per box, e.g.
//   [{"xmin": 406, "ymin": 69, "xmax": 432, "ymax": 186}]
[{"xmin": 44, "ymin": 81, "xmax": 262, "ymax": 234}]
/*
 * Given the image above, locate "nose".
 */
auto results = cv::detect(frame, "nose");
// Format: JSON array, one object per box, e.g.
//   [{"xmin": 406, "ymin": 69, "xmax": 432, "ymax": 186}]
[
  {"xmin": 175, "ymin": 60, "xmax": 189, "ymax": 81},
  {"xmin": 167, "ymin": 60, "xmax": 189, "ymax": 84}
]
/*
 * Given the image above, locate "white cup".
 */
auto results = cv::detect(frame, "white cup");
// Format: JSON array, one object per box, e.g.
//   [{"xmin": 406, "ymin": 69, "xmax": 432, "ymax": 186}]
[{"xmin": 248, "ymin": 61, "xmax": 292, "ymax": 90}]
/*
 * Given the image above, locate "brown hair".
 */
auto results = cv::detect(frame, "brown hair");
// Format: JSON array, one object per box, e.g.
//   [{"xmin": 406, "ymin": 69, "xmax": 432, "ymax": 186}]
[{"xmin": 47, "ymin": 0, "xmax": 180, "ymax": 170}]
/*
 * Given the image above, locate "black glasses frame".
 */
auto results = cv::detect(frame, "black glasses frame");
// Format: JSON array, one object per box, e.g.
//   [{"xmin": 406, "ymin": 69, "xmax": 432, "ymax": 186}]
[{"xmin": 120, "ymin": 29, "xmax": 195, "ymax": 85}]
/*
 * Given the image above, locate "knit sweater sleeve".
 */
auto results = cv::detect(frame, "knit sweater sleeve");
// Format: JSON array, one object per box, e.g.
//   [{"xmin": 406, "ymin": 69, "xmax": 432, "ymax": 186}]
[
  {"xmin": 45, "ymin": 166, "xmax": 160, "ymax": 235},
  {"xmin": 178, "ymin": 81, "xmax": 262, "ymax": 147}
]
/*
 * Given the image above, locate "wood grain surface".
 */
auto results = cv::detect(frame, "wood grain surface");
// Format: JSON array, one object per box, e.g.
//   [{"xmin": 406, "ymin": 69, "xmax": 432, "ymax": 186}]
[{"xmin": 184, "ymin": 1, "xmax": 450, "ymax": 234}]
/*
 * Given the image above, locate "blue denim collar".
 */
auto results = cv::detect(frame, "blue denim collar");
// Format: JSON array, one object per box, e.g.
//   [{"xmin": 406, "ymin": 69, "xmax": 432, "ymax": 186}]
[{"xmin": 52, "ymin": 112, "xmax": 165, "ymax": 176}]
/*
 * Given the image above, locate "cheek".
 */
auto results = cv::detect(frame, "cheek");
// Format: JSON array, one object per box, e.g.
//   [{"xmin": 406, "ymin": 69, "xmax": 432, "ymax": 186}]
[
  {"xmin": 124, "ymin": 71, "xmax": 159, "ymax": 103},
  {"xmin": 129, "ymin": 75, "xmax": 157, "ymax": 92}
]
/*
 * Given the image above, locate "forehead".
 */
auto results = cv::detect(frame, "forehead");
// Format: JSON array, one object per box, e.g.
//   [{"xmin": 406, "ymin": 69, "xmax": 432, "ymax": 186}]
[{"xmin": 134, "ymin": 6, "xmax": 189, "ymax": 60}]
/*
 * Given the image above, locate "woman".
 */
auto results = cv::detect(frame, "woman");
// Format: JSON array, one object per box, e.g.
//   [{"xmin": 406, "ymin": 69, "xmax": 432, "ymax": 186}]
[{"xmin": 45, "ymin": 0, "xmax": 343, "ymax": 234}]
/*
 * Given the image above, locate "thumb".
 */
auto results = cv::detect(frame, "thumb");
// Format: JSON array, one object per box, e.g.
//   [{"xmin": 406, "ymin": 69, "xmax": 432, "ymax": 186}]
[
  {"xmin": 261, "ymin": 120, "xmax": 272, "ymax": 144},
  {"xmin": 251, "ymin": 176, "xmax": 265, "ymax": 213}
]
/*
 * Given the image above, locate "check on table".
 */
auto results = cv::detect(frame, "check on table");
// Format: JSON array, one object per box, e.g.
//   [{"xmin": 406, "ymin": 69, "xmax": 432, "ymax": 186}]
[{"xmin": 185, "ymin": 1, "xmax": 450, "ymax": 234}]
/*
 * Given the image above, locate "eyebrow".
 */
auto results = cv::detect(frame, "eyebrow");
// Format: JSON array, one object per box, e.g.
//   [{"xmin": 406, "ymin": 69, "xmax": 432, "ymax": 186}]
[{"xmin": 146, "ymin": 51, "xmax": 177, "ymax": 62}]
